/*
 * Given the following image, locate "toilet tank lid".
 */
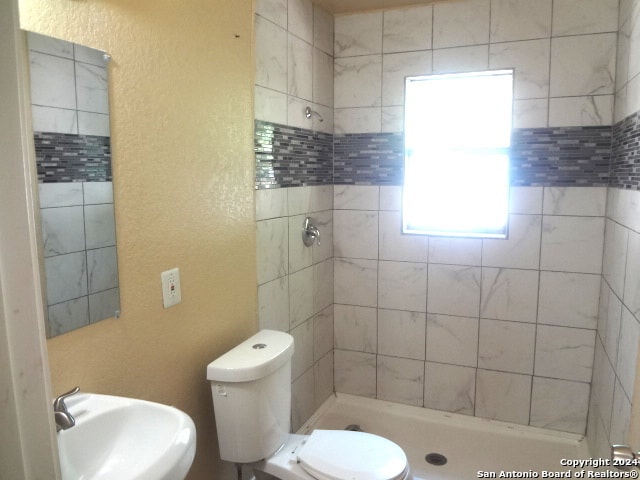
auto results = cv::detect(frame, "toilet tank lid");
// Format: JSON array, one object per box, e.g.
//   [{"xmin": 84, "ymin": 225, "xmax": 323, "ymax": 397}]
[{"xmin": 207, "ymin": 329, "xmax": 294, "ymax": 383}]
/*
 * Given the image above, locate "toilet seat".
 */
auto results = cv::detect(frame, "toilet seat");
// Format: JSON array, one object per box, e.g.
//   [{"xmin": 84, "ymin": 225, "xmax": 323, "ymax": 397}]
[{"xmin": 296, "ymin": 430, "xmax": 409, "ymax": 480}]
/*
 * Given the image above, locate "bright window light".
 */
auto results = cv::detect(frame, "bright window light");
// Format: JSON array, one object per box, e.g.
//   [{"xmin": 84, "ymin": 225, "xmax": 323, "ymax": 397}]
[{"xmin": 403, "ymin": 69, "xmax": 513, "ymax": 238}]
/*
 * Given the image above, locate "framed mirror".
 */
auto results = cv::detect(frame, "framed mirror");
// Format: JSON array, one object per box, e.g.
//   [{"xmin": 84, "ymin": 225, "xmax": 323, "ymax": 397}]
[{"xmin": 26, "ymin": 31, "xmax": 120, "ymax": 337}]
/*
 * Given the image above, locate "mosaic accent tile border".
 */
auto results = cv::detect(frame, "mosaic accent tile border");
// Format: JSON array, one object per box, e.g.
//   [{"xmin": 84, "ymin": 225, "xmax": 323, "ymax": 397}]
[
  {"xmin": 255, "ymin": 120, "xmax": 333, "ymax": 189},
  {"xmin": 611, "ymin": 111, "xmax": 640, "ymax": 190},
  {"xmin": 333, "ymin": 132, "xmax": 404, "ymax": 185},
  {"xmin": 34, "ymin": 132, "xmax": 111, "ymax": 183}
]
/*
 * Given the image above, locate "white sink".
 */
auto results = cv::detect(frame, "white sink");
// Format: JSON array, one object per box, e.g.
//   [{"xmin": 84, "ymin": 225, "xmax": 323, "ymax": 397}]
[{"xmin": 57, "ymin": 393, "xmax": 196, "ymax": 480}]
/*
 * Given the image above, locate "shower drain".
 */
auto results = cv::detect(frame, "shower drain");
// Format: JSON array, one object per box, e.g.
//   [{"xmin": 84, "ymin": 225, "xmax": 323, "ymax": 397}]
[{"xmin": 425, "ymin": 453, "xmax": 448, "ymax": 466}]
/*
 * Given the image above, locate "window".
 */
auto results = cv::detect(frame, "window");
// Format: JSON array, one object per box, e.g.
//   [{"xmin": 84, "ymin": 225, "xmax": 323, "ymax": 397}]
[{"xmin": 403, "ymin": 69, "xmax": 514, "ymax": 239}]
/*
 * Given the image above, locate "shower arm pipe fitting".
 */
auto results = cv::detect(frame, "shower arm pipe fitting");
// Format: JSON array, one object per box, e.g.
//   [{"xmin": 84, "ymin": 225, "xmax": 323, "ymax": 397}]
[
  {"xmin": 305, "ymin": 106, "xmax": 324, "ymax": 123},
  {"xmin": 302, "ymin": 217, "xmax": 320, "ymax": 247}
]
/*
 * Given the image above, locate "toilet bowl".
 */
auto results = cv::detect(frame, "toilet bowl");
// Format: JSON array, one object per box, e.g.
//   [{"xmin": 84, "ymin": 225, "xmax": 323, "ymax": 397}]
[{"xmin": 206, "ymin": 329, "xmax": 412, "ymax": 480}]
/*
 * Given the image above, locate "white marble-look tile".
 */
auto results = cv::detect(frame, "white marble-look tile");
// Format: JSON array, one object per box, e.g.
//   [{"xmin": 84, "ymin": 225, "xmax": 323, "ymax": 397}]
[
  {"xmin": 88, "ymin": 287, "xmax": 119, "ymax": 323},
  {"xmin": 433, "ymin": 0, "xmax": 490, "ymax": 49},
  {"xmin": 432, "ymin": 45, "xmax": 489, "ymax": 75},
  {"xmin": 530, "ymin": 377, "xmax": 590, "ymax": 434},
  {"xmin": 334, "ymin": 108, "xmax": 381, "ymax": 134},
  {"xmin": 49, "ymin": 297, "xmax": 89, "ymax": 336},
  {"xmin": 333, "ymin": 304, "xmax": 377, "ymax": 353},
  {"xmin": 31, "ymin": 106, "xmax": 77, "ymax": 134},
  {"xmin": 617, "ymin": 307, "xmax": 640, "ymax": 398},
  {"xmin": 310, "ymin": 102, "xmax": 334, "ymax": 134},
  {"xmin": 256, "ymin": 217, "xmax": 288, "ymax": 285},
  {"xmin": 312, "ymin": 210, "xmax": 333, "ymax": 264},
  {"xmin": 550, "ymin": 33, "xmax": 616, "ymax": 97},
  {"xmin": 379, "ymin": 261, "xmax": 428, "ymax": 312},
  {"xmin": 614, "ymin": 88, "xmax": 628, "ymax": 125},
  {"xmin": 288, "ymin": 0, "xmax": 313, "ymax": 44},
  {"xmin": 490, "ymin": 0, "xmax": 552, "ymax": 43},
  {"xmin": 383, "ymin": 6, "xmax": 432, "ymax": 53},
  {"xmin": 289, "ymin": 214, "xmax": 313, "ymax": 273},
  {"xmin": 382, "ymin": 51, "xmax": 432, "ymax": 107},
  {"xmin": 334, "ymin": 258, "xmax": 378, "ymax": 307},
  {"xmin": 381, "ymin": 106, "xmax": 404, "ymax": 133},
  {"xmin": 608, "ymin": 188, "xmax": 640, "ymax": 233},
  {"xmin": 255, "ymin": 85, "xmax": 287, "ymax": 124},
  {"xmin": 39, "ymin": 182, "xmax": 83, "ymax": 208},
  {"xmin": 256, "ymin": 187, "xmax": 288, "ymax": 221},
  {"xmin": 603, "ymin": 219, "xmax": 629, "ymax": 298},
  {"xmin": 313, "ymin": 259, "xmax": 333, "ymax": 314},
  {"xmin": 592, "ymin": 338, "xmax": 616, "ymax": 435},
  {"xmin": 535, "ymin": 325, "xmax": 595, "ymax": 382},
  {"xmin": 334, "ymin": 56, "xmax": 383, "ymax": 108},
  {"xmin": 75, "ymin": 63, "xmax": 108, "ymax": 114},
  {"xmin": 29, "ymin": 51, "xmax": 76, "ymax": 109},
  {"xmin": 538, "ymin": 271, "xmax": 600, "ymax": 329},
  {"xmin": 255, "ymin": 0, "xmax": 287, "ymax": 29},
  {"xmin": 40, "ymin": 206, "xmax": 85, "ymax": 257},
  {"xmin": 600, "ymin": 283, "xmax": 622, "ymax": 366},
  {"xmin": 334, "ymin": 349, "xmax": 377, "ymax": 398},
  {"xmin": 489, "ymin": 39, "xmax": 550, "ymax": 100},
  {"xmin": 549, "ymin": 96, "xmax": 614, "ymax": 127},
  {"xmin": 379, "ymin": 186, "xmax": 402, "ymax": 211},
  {"xmin": 379, "ymin": 211, "xmax": 428, "ymax": 263},
  {"xmin": 428, "ymin": 237, "xmax": 482, "ymax": 266},
  {"xmin": 542, "ymin": 187, "xmax": 607, "ymax": 216},
  {"xmin": 84, "ymin": 204, "xmax": 116, "ymax": 249},
  {"xmin": 288, "ymin": 186, "xmax": 312, "ymax": 217},
  {"xmin": 314, "ymin": 5, "xmax": 334, "ymax": 55},
  {"xmin": 81, "ymin": 181, "xmax": 113, "ymax": 205},
  {"xmin": 377, "ymin": 356, "xmax": 425, "ymax": 407},
  {"xmin": 610, "ymin": 379, "xmax": 632, "ymax": 445},
  {"xmin": 291, "ymin": 318, "xmax": 314, "ymax": 380},
  {"xmin": 540, "ymin": 216, "xmax": 605, "ymax": 274},
  {"xmin": 333, "ymin": 210, "xmax": 378, "ymax": 259},
  {"xmin": 628, "ymin": 1, "xmax": 640, "ymax": 81},
  {"xmin": 509, "ymin": 187, "xmax": 543, "ymax": 215},
  {"xmin": 512, "ymin": 99, "xmax": 548, "ymax": 128},
  {"xmin": 289, "ymin": 266, "xmax": 314, "ymax": 328},
  {"xmin": 331, "ymin": 186, "xmax": 378, "ymax": 211},
  {"xmin": 378, "ymin": 309, "xmax": 426, "ymax": 360},
  {"xmin": 74, "ymin": 44, "xmax": 109, "ymax": 68},
  {"xmin": 313, "ymin": 306, "xmax": 333, "ymax": 360},
  {"xmin": 480, "ymin": 268, "xmax": 539, "ymax": 323},
  {"xmin": 552, "ymin": 0, "xmax": 618, "ymax": 36},
  {"xmin": 424, "ymin": 362, "xmax": 476, "ymax": 415},
  {"xmin": 314, "ymin": 351, "xmax": 333, "ymax": 408},
  {"xmin": 334, "ymin": 11, "xmax": 383, "ymax": 57},
  {"xmin": 428, "ymin": 264, "xmax": 480, "ymax": 317},
  {"xmin": 291, "ymin": 367, "xmax": 315, "ymax": 431},
  {"xmin": 478, "ymin": 319, "xmax": 535, "ymax": 374},
  {"xmin": 627, "ymin": 75, "xmax": 640, "ymax": 118},
  {"xmin": 258, "ymin": 275, "xmax": 290, "ymax": 332},
  {"xmin": 616, "ymin": 20, "xmax": 631, "ymax": 94},
  {"xmin": 482, "ymin": 214, "xmax": 542, "ymax": 269},
  {"xmin": 288, "ymin": 34, "xmax": 313, "ymax": 101},
  {"xmin": 624, "ymin": 229, "xmax": 640, "ymax": 319},
  {"xmin": 426, "ymin": 314, "xmax": 479, "ymax": 367},
  {"xmin": 475, "ymin": 369, "xmax": 532, "ymax": 425},
  {"xmin": 87, "ymin": 246, "xmax": 118, "ymax": 294},
  {"xmin": 255, "ymin": 16, "xmax": 288, "ymax": 92},
  {"xmin": 313, "ymin": 48, "xmax": 334, "ymax": 108},
  {"xmin": 310, "ymin": 185, "xmax": 334, "ymax": 213},
  {"xmin": 78, "ymin": 111, "xmax": 110, "ymax": 137},
  {"xmin": 44, "ymin": 251, "xmax": 88, "ymax": 305},
  {"xmin": 27, "ymin": 31, "xmax": 73, "ymax": 58}
]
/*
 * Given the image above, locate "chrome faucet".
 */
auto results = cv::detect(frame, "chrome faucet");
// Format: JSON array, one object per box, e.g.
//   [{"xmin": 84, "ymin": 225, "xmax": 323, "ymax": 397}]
[
  {"xmin": 53, "ymin": 386, "xmax": 80, "ymax": 432},
  {"xmin": 302, "ymin": 217, "xmax": 320, "ymax": 247}
]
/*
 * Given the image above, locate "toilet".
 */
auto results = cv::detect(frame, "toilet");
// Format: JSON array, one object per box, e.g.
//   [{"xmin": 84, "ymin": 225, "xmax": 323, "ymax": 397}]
[{"xmin": 207, "ymin": 329, "xmax": 412, "ymax": 480}]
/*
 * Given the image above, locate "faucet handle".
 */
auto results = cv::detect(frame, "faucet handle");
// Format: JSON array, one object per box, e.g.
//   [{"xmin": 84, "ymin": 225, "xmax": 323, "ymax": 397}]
[{"xmin": 53, "ymin": 386, "xmax": 80, "ymax": 412}]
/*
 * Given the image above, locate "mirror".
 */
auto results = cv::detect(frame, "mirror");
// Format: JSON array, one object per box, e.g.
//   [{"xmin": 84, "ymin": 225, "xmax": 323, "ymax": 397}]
[{"xmin": 26, "ymin": 31, "xmax": 120, "ymax": 337}]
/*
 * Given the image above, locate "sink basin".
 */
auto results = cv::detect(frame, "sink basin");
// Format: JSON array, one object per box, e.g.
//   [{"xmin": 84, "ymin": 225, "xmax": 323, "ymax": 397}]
[{"xmin": 57, "ymin": 392, "xmax": 196, "ymax": 480}]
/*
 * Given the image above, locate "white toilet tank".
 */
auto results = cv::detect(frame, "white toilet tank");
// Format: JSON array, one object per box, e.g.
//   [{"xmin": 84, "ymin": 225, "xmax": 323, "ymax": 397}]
[{"xmin": 206, "ymin": 330, "xmax": 294, "ymax": 464}]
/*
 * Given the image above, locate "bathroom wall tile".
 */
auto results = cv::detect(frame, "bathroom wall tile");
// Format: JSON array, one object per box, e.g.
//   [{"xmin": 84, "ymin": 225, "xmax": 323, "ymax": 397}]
[
  {"xmin": 379, "ymin": 211, "xmax": 428, "ymax": 263},
  {"xmin": 550, "ymin": 34, "xmax": 616, "ymax": 97},
  {"xmin": 426, "ymin": 314, "xmax": 479, "ymax": 367},
  {"xmin": 39, "ymin": 183, "xmax": 83, "ymax": 208},
  {"xmin": 428, "ymin": 264, "xmax": 480, "ymax": 317},
  {"xmin": 314, "ymin": 351, "xmax": 334, "ymax": 408},
  {"xmin": 288, "ymin": 94, "xmax": 310, "ymax": 130},
  {"xmin": 592, "ymin": 339, "xmax": 616, "ymax": 435},
  {"xmin": 29, "ymin": 51, "xmax": 76, "ymax": 109},
  {"xmin": 313, "ymin": 259, "xmax": 333, "ymax": 314},
  {"xmin": 313, "ymin": 306, "xmax": 333, "ymax": 360},
  {"xmin": 617, "ymin": 308, "xmax": 640, "ymax": 398},
  {"xmin": 88, "ymin": 287, "xmax": 119, "ymax": 323},
  {"xmin": 48, "ymin": 297, "xmax": 89, "ymax": 336},
  {"xmin": 291, "ymin": 318, "xmax": 314, "ymax": 380},
  {"xmin": 530, "ymin": 377, "xmax": 590, "ymax": 434},
  {"xmin": 548, "ymin": 96, "xmax": 613, "ymax": 127},
  {"xmin": 616, "ymin": 20, "xmax": 631, "ymax": 93},
  {"xmin": 31, "ymin": 105, "xmax": 77, "ymax": 134},
  {"xmin": 428, "ymin": 237, "xmax": 482, "ymax": 267},
  {"xmin": 334, "ymin": 56, "xmax": 383, "ymax": 108},
  {"xmin": 291, "ymin": 367, "xmax": 315, "ymax": 431},
  {"xmin": 333, "ymin": 210, "xmax": 378, "ymax": 259},
  {"xmin": 74, "ymin": 44, "xmax": 108, "ymax": 67},
  {"xmin": 538, "ymin": 272, "xmax": 600, "ymax": 329},
  {"xmin": 75, "ymin": 63, "xmax": 108, "ymax": 114},
  {"xmin": 255, "ymin": 16, "xmax": 288, "ymax": 92},
  {"xmin": 379, "ymin": 186, "xmax": 402, "ymax": 211},
  {"xmin": 610, "ymin": 379, "xmax": 632, "ymax": 445},
  {"xmin": 256, "ymin": 217, "xmax": 288, "ymax": 285},
  {"xmin": 333, "ymin": 304, "xmax": 377, "ymax": 353},
  {"xmin": 489, "ymin": 39, "xmax": 550, "ymax": 100},
  {"xmin": 288, "ymin": 34, "xmax": 313, "ymax": 101},
  {"xmin": 40, "ymin": 206, "xmax": 85, "ymax": 257},
  {"xmin": 333, "ymin": 108, "xmax": 381, "ymax": 134},
  {"xmin": 87, "ymin": 246, "xmax": 118, "ymax": 294},
  {"xmin": 512, "ymin": 99, "xmax": 548, "ymax": 128},
  {"xmin": 334, "ymin": 258, "xmax": 377, "ymax": 307},
  {"xmin": 600, "ymin": 283, "xmax": 622, "ymax": 366},
  {"xmin": 83, "ymin": 182, "xmax": 113, "ymax": 205},
  {"xmin": 490, "ymin": 0, "xmax": 552, "ymax": 43},
  {"xmin": 258, "ymin": 276, "xmax": 290, "ymax": 332},
  {"xmin": 433, "ymin": 0, "xmax": 490, "ymax": 49},
  {"xmin": 379, "ymin": 261, "xmax": 428, "ymax": 312},
  {"xmin": 475, "ymin": 369, "xmax": 532, "ymax": 425},
  {"xmin": 378, "ymin": 309, "xmax": 426, "ymax": 360},
  {"xmin": 628, "ymin": 2, "xmax": 640, "ymax": 81},
  {"xmin": 44, "ymin": 251, "xmax": 88, "ymax": 305},
  {"xmin": 288, "ymin": 0, "xmax": 313, "ymax": 44},
  {"xmin": 614, "ymin": 88, "xmax": 628, "ymax": 125},
  {"xmin": 543, "ymin": 187, "xmax": 607, "ymax": 217},
  {"xmin": 382, "ymin": 51, "xmax": 432, "ymax": 107},
  {"xmin": 480, "ymin": 268, "xmax": 538, "ymax": 323},
  {"xmin": 289, "ymin": 214, "xmax": 313, "ymax": 273},
  {"xmin": 255, "ymin": 0, "xmax": 287, "ymax": 29},
  {"xmin": 432, "ymin": 45, "xmax": 489, "ymax": 75},
  {"xmin": 311, "ymin": 102, "xmax": 334, "ymax": 134},
  {"xmin": 609, "ymin": 189, "xmax": 640, "ymax": 233},
  {"xmin": 84, "ymin": 204, "xmax": 116, "ymax": 249},
  {"xmin": 377, "ymin": 356, "xmax": 425, "ymax": 407},
  {"xmin": 381, "ymin": 106, "xmax": 404, "ymax": 133},
  {"xmin": 310, "ymin": 185, "xmax": 334, "ymax": 213},
  {"xmin": 509, "ymin": 187, "xmax": 543, "ymax": 215},
  {"xmin": 424, "ymin": 362, "xmax": 476, "ymax": 415},
  {"xmin": 482, "ymin": 214, "xmax": 541, "ymax": 269},
  {"xmin": 383, "ymin": 6, "xmax": 432, "ymax": 53},
  {"xmin": 313, "ymin": 5, "xmax": 334, "ymax": 55},
  {"xmin": 334, "ymin": 349, "xmax": 377, "ymax": 398},
  {"xmin": 27, "ymin": 31, "xmax": 73, "ymax": 58},
  {"xmin": 627, "ymin": 75, "xmax": 640, "ymax": 117},
  {"xmin": 334, "ymin": 12, "xmax": 383, "ymax": 57},
  {"xmin": 603, "ymin": 220, "xmax": 629, "ymax": 297},
  {"xmin": 624, "ymin": 230, "xmax": 640, "ymax": 319},
  {"xmin": 535, "ymin": 325, "xmax": 595, "ymax": 382},
  {"xmin": 311, "ymin": 210, "xmax": 333, "ymax": 264},
  {"xmin": 552, "ymin": 0, "xmax": 618, "ymax": 36},
  {"xmin": 289, "ymin": 266, "xmax": 314, "ymax": 328},
  {"xmin": 334, "ymin": 186, "xmax": 380, "ymax": 210},
  {"xmin": 540, "ymin": 216, "xmax": 605, "ymax": 274},
  {"xmin": 478, "ymin": 319, "xmax": 536, "ymax": 374},
  {"xmin": 255, "ymin": 86, "xmax": 288, "ymax": 124},
  {"xmin": 313, "ymin": 48, "xmax": 334, "ymax": 108},
  {"xmin": 256, "ymin": 188, "xmax": 288, "ymax": 221}
]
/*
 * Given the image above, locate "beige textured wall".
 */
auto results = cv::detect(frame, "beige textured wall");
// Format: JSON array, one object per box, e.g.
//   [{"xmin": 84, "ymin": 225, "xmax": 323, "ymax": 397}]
[{"xmin": 19, "ymin": 1, "xmax": 256, "ymax": 478}]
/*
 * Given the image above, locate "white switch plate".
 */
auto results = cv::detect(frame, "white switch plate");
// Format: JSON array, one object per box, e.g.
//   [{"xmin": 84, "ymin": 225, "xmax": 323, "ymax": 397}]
[{"xmin": 161, "ymin": 268, "xmax": 182, "ymax": 308}]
